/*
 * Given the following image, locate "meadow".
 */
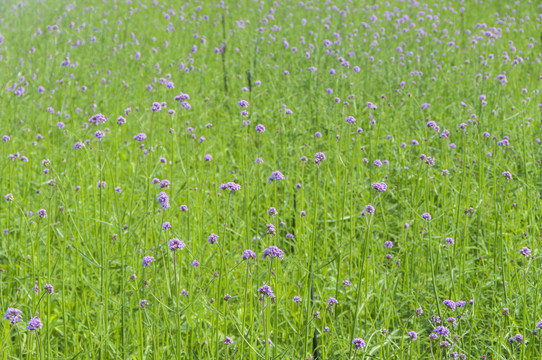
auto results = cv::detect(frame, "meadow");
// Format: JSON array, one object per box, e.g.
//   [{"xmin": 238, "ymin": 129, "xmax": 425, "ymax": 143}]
[{"xmin": 1, "ymin": 0, "xmax": 542, "ymax": 359}]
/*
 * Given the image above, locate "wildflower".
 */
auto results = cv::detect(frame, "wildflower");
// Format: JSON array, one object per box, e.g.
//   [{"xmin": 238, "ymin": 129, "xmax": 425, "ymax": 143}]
[
  {"xmin": 168, "ymin": 238, "xmax": 185, "ymax": 251},
  {"xmin": 372, "ymin": 182, "xmax": 387, "ymax": 192},
  {"xmin": 4, "ymin": 308, "xmax": 23, "ymax": 325},
  {"xmin": 502, "ymin": 171, "xmax": 512, "ymax": 180},
  {"xmin": 44, "ymin": 284, "xmax": 54, "ymax": 294},
  {"xmin": 26, "ymin": 313, "xmax": 43, "ymax": 331},
  {"xmin": 361, "ymin": 204, "xmax": 375, "ymax": 216},
  {"xmin": 293, "ymin": 296, "xmax": 302, "ymax": 303},
  {"xmin": 37, "ymin": 209, "xmax": 47, "ymax": 218},
  {"xmin": 157, "ymin": 192, "xmax": 170, "ymax": 210},
  {"xmin": 133, "ymin": 133, "xmax": 147, "ymax": 142},
  {"xmin": 257, "ymin": 285, "xmax": 274, "ymax": 297},
  {"xmin": 443, "ymin": 299, "xmax": 456, "ymax": 311},
  {"xmin": 519, "ymin": 247, "xmax": 531, "ymax": 256},
  {"xmin": 408, "ymin": 331, "xmax": 417, "ymax": 340},
  {"xmin": 219, "ymin": 182, "xmax": 241, "ymax": 191},
  {"xmin": 208, "ymin": 233, "xmax": 219, "ymax": 244},
  {"xmin": 268, "ymin": 170, "xmax": 285, "ymax": 183},
  {"xmin": 255, "ymin": 124, "xmax": 265, "ymax": 133},
  {"xmin": 242, "ymin": 249, "xmax": 256, "ymax": 259},
  {"xmin": 314, "ymin": 152, "xmax": 326, "ymax": 165},
  {"xmin": 223, "ymin": 337, "xmax": 233, "ymax": 345},
  {"xmin": 327, "ymin": 297, "xmax": 338, "ymax": 306},
  {"xmin": 139, "ymin": 300, "xmax": 148, "ymax": 307},
  {"xmin": 421, "ymin": 212, "xmax": 432, "ymax": 220},
  {"xmin": 433, "ymin": 326, "xmax": 450, "ymax": 337},
  {"xmin": 352, "ymin": 338, "xmax": 366, "ymax": 349},
  {"xmin": 262, "ymin": 245, "xmax": 284, "ymax": 260},
  {"xmin": 142, "ymin": 256, "xmax": 155, "ymax": 268}
]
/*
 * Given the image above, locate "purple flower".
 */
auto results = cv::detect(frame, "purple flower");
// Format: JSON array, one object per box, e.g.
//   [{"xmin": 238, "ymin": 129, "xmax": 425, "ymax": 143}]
[
  {"xmin": 139, "ymin": 300, "xmax": 148, "ymax": 307},
  {"xmin": 443, "ymin": 299, "xmax": 456, "ymax": 311},
  {"xmin": 168, "ymin": 238, "xmax": 185, "ymax": 251},
  {"xmin": 157, "ymin": 192, "xmax": 170, "ymax": 210},
  {"xmin": 314, "ymin": 152, "xmax": 326, "ymax": 165},
  {"xmin": 26, "ymin": 313, "xmax": 43, "ymax": 331},
  {"xmin": 352, "ymin": 338, "xmax": 366, "ymax": 349},
  {"xmin": 238, "ymin": 100, "xmax": 249, "ymax": 108},
  {"xmin": 133, "ymin": 133, "xmax": 147, "ymax": 142},
  {"xmin": 502, "ymin": 171, "xmax": 512, "ymax": 180},
  {"xmin": 44, "ymin": 284, "xmax": 54, "ymax": 294},
  {"xmin": 219, "ymin": 182, "xmax": 241, "ymax": 191},
  {"xmin": 408, "ymin": 331, "xmax": 418, "ymax": 340},
  {"xmin": 421, "ymin": 103, "xmax": 431, "ymax": 110},
  {"xmin": 208, "ymin": 233, "xmax": 219, "ymax": 244},
  {"xmin": 242, "ymin": 249, "xmax": 256, "ymax": 259},
  {"xmin": 180, "ymin": 205, "xmax": 189, "ymax": 212},
  {"xmin": 4, "ymin": 193, "xmax": 13, "ymax": 202},
  {"xmin": 142, "ymin": 256, "xmax": 155, "ymax": 268},
  {"xmin": 97, "ymin": 181, "xmax": 106, "ymax": 189},
  {"xmin": 159, "ymin": 180, "xmax": 170, "ymax": 189},
  {"xmin": 433, "ymin": 326, "xmax": 450, "ymax": 337},
  {"xmin": 94, "ymin": 130, "xmax": 105, "ymax": 140},
  {"xmin": 262, "ymin": 245, "xmax": 284, "ymax": 260},
  {"xmin": 223, "ymin": 337, "xmax": 233, "ymax": 345},
  {"xmin": 519, "ymin": 247, "xmax": 531, "ymax": 256},
  {"xmin": 345, "ymin": 116, "xmax": 356, "ymax": 124},
  {"xmin": 268, "ymin": 171, "xmax": 285, "ymax": 183},
  {"xmin": 415, "ymin": 307, "xmax": 423, "ymax": 316},
  {"xmin": 366, "ymin": 102, "xmax": 377, "ymax": 110},
  {"xmin": 4, "ymin": 308, "xmax": 23, "ymax": 325},
  {"xmin": 384, "ymin": 241, "xmax": 393, "ymax": 248},
  {"xmin": 267, "ymin": 207, "xmax": 277, "ymax": 216},
  {"xmin": 372, "ymin": 182, "xmax": 387, "ymax": 192},
  {"xmin": 204, "ymin": 154, "xmax": 212, "ymax": 161},
  {"xmin": 266, "ymin": 224, "xmax": 276, "ymax": 235},
  {"xmin": 421, "ymin": 212, "xmax": 431, "ymax": 220},
  {"xmin": 37, "ymin": 209, "xmax": 47, "ymax": 218},
  {"xmin": 257, "ymin": 285, "xmax": 274, "ymax": 297},
  {"xmin": 293, "ymin": 296, "xmax": 302, "ymax": 303},
  {"xmin": 327, "ymin": 297, "xmax": 338, "ymax": 306},
  {"xmin": 255, "ymin": 124, "xmax": 265, "ymax": 133},
  {"xmin": 151, "ymin": 102, "xmax": 162, "ymax": 112},
  {"xmin": 361, "ymin": 204, "xmax": 375, "ymax": 216},
  {"xmin": 88, "ymin": 113, "xmax": 107, "ymax": 125}
]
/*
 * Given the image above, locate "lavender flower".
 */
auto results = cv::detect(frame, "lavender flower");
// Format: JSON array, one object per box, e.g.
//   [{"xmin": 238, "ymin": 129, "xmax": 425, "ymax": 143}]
[
  {"xmin": 208, "ymin": 233, "xmax": 219, "ymax": 244},
  {"xmin": 157, "ymin": 192, "xmax": 170, "ymax": 210},
  {"xmin": 361, "ymin": 204, "xmax": 375, "ymax": 216},
  {"xmin": 4, "ymin": 308, "xmax": 22, "ymax": 325},
  {"xmin": 262, "ymin": 245, "xmax": 284, "ymax": 260},
  {"xmin": 314, "ymin": 152, "xmax": 326, "ymax": 165},
  {"xmin": 519, "ymin": 247, "xmax": 531, "ymax": 256},
  {"xmin": 408, "ymin": 331, "xmax": 418, "ymax": 340},
  {"xmin": 26, "ymin": 313, "xmax": 43, "ymax": 331},
  {"xmin": 352, "ymin": 338, "xmax": 366, "ymax": 349},
  {"xmin": 257, "ymin": 285, "xmax": 274, "ymax": 297},
  {"xmin": 433, "ymin": 326, "xmax": 450, "ymax": 337},
  {"xmin": 242, "ymin": 249, "xmax": 256, "ymax": 259},
  {"xmin": 268, "ymin": 171, "xmax": 285, "ymax": 183},
  {"xmin": 502, "ymin": 171, "xmax": 512, "ymax": 180},
  {"xmin": 372, "ymin": 182, "xmax": 387, "ymax": 192},
  {"xmin": 133, "ymin": 133, "xmax": 147, "ymax": 142},
  {"xmin": 142, "ymin": 256, "xmax": 155, "ymax": 268},
  {"xmin": 168, "ymin": 238, "xmax": 185, "ymax": 251}
]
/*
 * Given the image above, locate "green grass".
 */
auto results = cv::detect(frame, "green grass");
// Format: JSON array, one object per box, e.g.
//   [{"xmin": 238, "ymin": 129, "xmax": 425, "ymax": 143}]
[{"xmin": 0, "ymin": 0, "xmax": 542, "ymax": 359}]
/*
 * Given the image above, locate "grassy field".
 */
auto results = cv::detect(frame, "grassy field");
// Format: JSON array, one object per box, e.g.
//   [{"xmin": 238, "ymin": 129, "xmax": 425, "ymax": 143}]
[{"xmin": 1, "ymin": 0, "xmax": 542, "ymax": 359}]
